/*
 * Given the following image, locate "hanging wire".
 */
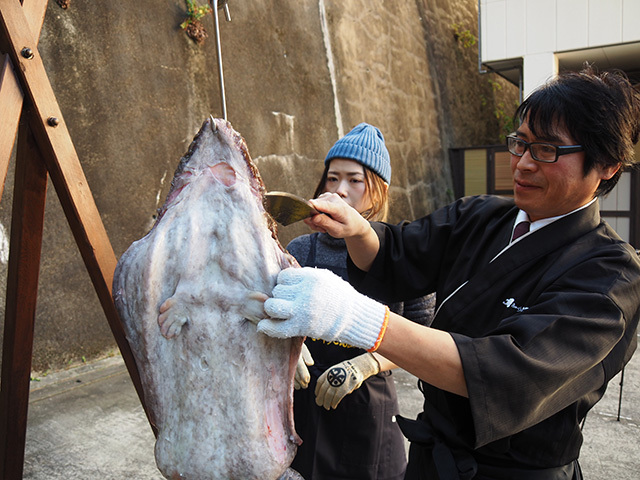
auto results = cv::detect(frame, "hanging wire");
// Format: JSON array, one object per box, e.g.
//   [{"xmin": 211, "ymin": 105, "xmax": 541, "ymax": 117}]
[{"xmin": 210, "ymin": 0, "xmax": 231, "ymax": 120}]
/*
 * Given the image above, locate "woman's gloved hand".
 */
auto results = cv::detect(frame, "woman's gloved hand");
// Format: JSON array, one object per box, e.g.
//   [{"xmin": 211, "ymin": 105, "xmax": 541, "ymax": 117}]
[
  {"xmin": 257, "ymin": 267, "xmax": 389, "ymax": 352},
  {"xmin": 315, "ymin": 353, "xmax": 381, "ymax": 409},
  {"xmin": 295, "ymin": 344, "xmax": 314, "ymax": 390}
]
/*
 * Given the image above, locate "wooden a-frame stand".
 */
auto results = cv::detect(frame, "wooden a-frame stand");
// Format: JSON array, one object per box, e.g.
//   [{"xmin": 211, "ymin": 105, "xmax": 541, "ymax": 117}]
[{"xmin": 0, "ymin": 1, "xmax": 153, "ymax": 478}]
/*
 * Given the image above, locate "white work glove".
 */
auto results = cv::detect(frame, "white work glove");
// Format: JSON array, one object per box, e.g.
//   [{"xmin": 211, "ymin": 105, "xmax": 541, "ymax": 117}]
[
  {"xmin": 315, "ymin": 353, "xmax": 381, "ymax": 410},
  {"xmin": 258, "ymin": 267, "xmax": 389, "ymax": 352},
  {"xmin": 295, "ymin": 344, "xmax": 314, "ymax": 390}
]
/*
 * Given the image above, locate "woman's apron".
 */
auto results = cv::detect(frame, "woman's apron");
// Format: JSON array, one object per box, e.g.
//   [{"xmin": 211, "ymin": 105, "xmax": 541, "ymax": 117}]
[{"xmin": 291, "ymin": 233, "xmax": 407, "ymax": 480}]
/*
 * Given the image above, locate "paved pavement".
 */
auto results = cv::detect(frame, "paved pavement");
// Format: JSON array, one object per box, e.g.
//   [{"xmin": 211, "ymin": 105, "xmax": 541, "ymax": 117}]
[{"xmin": 24, "ymin": 335, "xmax": 639, "ymax": 479}]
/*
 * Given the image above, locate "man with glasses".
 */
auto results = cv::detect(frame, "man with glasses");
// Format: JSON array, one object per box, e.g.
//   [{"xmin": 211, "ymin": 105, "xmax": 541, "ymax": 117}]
[
  {"xmin": 506, "ymin": 135, "xmax": 584, "ymax": 163},
  {"xmin": 256, "ymin": 67, "xmax": 640, "ymax": 479}
]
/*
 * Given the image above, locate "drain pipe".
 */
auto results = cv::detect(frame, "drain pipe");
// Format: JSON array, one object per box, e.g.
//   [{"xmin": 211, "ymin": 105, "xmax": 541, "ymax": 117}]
[
  {"xmin": 318, "ymin": 0, "xmax": 344, "ymax": 138},
  {"xmin": 477, "ymin": 0, "xmax": 487, "ymax": 74}
]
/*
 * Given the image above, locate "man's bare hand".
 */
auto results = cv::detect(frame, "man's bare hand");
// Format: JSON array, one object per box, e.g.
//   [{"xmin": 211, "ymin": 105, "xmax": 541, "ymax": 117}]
[{"xmin": 305, "ymin": 193, "xmax": 371, "ymax": 239}]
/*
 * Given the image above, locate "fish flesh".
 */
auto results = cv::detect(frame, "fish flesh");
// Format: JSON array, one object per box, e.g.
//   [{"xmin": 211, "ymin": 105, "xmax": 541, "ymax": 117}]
[
  {"xmin": 113, "ymin": 117, "xmax": 303, "ymax": 479},
  {"xmin": 112, "ymin": 117, "xmax": 303, "ymax": 479}
]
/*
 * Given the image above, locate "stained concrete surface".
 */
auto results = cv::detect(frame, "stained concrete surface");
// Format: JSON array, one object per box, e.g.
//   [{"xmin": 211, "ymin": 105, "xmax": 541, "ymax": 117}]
[
  {"xmin": 1, "ymin": 0, "xmax": 518, "ymax": 375},
  {"xmin": 25, "ymin": 337, "xmax": 639, "ymax": 479}
]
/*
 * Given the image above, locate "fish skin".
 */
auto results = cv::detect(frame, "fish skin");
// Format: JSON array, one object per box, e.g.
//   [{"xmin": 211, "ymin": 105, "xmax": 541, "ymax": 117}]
[
  {"xmin": 279, "ymin": 467, "xmax": 305, "ymax": 480},
  {"xmin": 113, "ymin": 117, "xmax": 303, "ymax": 480}
]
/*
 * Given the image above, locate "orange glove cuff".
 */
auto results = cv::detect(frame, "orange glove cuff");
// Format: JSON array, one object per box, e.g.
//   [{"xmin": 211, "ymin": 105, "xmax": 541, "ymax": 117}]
[{"xmin": 368, "ymin": 306, "xmax": 390, "ymax": 352}]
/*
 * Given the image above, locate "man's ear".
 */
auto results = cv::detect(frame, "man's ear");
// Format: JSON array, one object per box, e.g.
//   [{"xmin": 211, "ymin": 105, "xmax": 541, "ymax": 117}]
[{"xmin": 601, "ymin": 162, "xmax": 621, "ymax": 181}]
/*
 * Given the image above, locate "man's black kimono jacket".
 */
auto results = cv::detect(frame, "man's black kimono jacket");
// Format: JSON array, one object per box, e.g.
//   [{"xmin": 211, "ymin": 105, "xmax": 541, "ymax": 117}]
[{"xmin": 348, "ymin": 195, "xmax": 640, "ymax": 477}]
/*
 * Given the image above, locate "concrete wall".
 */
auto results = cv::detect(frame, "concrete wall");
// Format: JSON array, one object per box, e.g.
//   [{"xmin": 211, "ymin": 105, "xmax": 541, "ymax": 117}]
[{"xmin": 0, "ymin": 0, "xmax": 517, "ymax": 372}]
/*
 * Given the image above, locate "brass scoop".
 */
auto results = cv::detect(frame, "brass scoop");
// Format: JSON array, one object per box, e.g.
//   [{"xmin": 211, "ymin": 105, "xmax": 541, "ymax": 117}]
[{"xmin": 264, "ymin": 192, "xmax": 318, "ymax": 226}]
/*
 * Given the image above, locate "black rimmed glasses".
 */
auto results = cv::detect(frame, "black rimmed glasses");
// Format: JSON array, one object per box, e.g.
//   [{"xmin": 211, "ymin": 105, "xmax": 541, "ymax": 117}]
[{"xmin": 506, "ymin": 135, "xmax": 584, "ymax": 163}]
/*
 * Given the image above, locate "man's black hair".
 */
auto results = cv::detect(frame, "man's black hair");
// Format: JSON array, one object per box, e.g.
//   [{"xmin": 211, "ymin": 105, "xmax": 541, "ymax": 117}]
[{"xmin": 514, "ymin": 65, "xmax": 640, "ymax": 196}]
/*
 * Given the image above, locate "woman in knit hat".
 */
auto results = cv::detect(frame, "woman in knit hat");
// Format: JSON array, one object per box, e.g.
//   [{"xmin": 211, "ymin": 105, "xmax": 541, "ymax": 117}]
[{"xmin": 287, "ymin": 123, "xmax": 435, "ymax": 480}]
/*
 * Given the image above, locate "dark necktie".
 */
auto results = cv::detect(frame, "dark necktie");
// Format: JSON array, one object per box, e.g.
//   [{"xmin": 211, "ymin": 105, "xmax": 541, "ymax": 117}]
[{"xmin": 512, "ymin": 221, "xmax": 530, "ymax": 242}]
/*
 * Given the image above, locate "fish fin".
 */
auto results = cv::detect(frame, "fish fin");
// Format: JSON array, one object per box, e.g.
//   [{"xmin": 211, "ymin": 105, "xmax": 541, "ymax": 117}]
[
  {"xmin": 242, "ymin": 291, "xmax": 269, "ymax": 324},
  {"xmin": 158, "ymin": 297, "xmax": 189, "ymax": 338},
  {"xmin": 278, "ymin": 468, "xmax": 305, "ymax": 480}
]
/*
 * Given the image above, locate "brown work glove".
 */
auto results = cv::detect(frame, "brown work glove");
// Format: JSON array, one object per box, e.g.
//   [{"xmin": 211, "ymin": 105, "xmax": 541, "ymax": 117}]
[
  {"xmin": 315, "ymin": 352, "xmax": 380, "ymax": 410},
  {"xmin": 294, "ymin": 343, "xmax": 314, "ymax": 390}
]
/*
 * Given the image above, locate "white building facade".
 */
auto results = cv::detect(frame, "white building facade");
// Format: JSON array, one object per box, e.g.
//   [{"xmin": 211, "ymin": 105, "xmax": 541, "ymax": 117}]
[{"xmin": 479, "ymin": 0, "xmax": 640, "ymax": 97}]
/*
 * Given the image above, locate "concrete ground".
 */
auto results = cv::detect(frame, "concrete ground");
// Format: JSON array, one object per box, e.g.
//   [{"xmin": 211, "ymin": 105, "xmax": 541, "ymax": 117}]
[{"xmin": 24, "ymin": 336, "xmax": 639, "ymax": 479}]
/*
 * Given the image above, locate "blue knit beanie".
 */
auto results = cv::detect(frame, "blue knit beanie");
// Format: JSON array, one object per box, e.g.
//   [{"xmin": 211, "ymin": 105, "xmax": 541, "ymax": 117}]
[{"xmin": 325, "ymin": 123, "xmax": 391, "ymax": 184}]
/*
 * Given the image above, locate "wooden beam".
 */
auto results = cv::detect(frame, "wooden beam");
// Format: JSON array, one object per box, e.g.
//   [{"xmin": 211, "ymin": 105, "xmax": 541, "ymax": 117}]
[
  {"xmin": 21, "ymin": 0, "xmax": 48, "ymax": 41},
  {"xmin": 0, "ymin": 0, "xmax": 117, "ymax": 302},
  {"xmin": 0, "ymin": 0, "xmax": 153, "ymax": 435},
  {"xmin": 0, "ymin": 54, "xmax": 22, "ymax": 200},
  {"xmin": 0, "ymin": 0, "xmax": 49, "ymax": 198},
  {"xmin": 0, "ymin": 110, "xmax": 48, "ymax": 480}
]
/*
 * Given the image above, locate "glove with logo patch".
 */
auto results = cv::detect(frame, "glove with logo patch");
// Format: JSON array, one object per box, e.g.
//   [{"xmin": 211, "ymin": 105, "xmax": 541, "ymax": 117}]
[
  {"xmin": 315, "ymin": 352, "xmax": 381, "ymax": 409},
  {"xmin": 257, "ymin": 267, "xmax": 389, "ymax": 352}
]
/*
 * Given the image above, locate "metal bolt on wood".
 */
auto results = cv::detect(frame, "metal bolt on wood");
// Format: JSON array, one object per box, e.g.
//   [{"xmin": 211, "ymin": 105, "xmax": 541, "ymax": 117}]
[{"xmin": 21, "ymin": 47, "xmax": 34, "ymax": 59}]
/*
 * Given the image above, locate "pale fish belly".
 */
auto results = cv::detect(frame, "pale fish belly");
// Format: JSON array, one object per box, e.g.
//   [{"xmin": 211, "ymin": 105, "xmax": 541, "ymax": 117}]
[{"xmin": 112, "ymin": 118, "xmax": 303, "ymax": 480}]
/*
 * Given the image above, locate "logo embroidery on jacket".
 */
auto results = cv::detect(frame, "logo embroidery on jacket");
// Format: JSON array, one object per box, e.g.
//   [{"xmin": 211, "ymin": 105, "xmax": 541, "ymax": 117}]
[{"xmin": 503, "ymin": 298, "xmax": 529, "ymax": 313}]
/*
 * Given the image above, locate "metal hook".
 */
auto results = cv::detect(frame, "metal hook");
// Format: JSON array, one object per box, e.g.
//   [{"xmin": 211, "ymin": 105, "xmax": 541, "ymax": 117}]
[{"xmin": 210, "ymin": 0, "xmax": 231, "ymax": 120}]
